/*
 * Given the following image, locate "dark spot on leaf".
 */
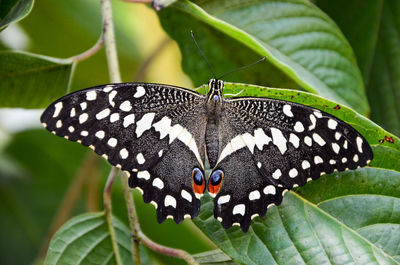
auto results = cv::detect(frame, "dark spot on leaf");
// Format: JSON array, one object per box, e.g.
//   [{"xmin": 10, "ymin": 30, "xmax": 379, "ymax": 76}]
[
  {"xmin": 334, "ymin": 105, "xmax": 341, "ymax": 110},
  {"xmin": 384, "ymin": 136, "xmax": 394, "ymax": 143},
  {"xmin": 379, "ymin": 139, "xmax": 384, "ymax": 144}
]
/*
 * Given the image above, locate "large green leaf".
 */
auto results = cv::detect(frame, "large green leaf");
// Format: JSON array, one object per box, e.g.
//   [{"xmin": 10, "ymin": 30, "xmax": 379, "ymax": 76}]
[
  {"xmin": 195, "ymin": 168, "xmax": 400, "ymax": 264},
  {"xmin": 44, "ymin": 212, "xmax": 149, "ymax": 265},
  {"xmin": 0, "ymin": 51, "xmax": 73, "ymax": 108},
  {"xmin": 317, "ymin": 1, "xmax": 400, "ymax": 137},
  {"xmin": 0, "ymin": 0, "xmax": 34, "ymax": 31},
  {"xmin": 366, "ymin": 1, "xmax": 400, "ymax": 137},
  {"xmin": 191, "ymin": 83, "xmax": 400, "ymax": 264},
  {"xmin": 159, "ymin": 0, "xmax": 368, "ymax": 115}
]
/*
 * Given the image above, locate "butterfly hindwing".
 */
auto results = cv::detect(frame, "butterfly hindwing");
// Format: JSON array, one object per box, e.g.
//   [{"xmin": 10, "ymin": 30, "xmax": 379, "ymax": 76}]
[
  {"xmin": 210, "ymin": 97, "xmax": 373, "ymax": 232},
  {"xmin": 41, "ymin": 82, "xmax": 207, "ymax": 223}
]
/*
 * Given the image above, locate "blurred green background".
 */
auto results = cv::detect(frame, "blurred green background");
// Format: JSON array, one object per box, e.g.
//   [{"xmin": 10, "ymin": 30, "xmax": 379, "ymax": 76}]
[{"xmin": 0, "ymin": 0, "xmax": 214, "ymax": 264}]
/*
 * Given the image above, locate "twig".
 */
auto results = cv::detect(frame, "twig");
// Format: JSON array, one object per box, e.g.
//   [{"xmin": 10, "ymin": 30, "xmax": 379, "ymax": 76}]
[
  {"xmin": 103, "ymin": 167, "xmax": 123, "ymax": 265},
  {"xmin": 100, "ymin": 1, "xmax": 199, "ymax": 264},
  {"xmin": 122, "ymin": 173, "xmax": 141, "ymax": 264},
  {"xmin": 70, "ymin": 34, "xmax": 104, "ymax": 63},
  {"xmin": 101, "ymin": 0, "xmax": 122, "ymax": 83},
  {"xmin": 138, "ymin": 231, "xmax": 199, "ymax": 265},
  {"xmin": 101, "ymin": 0, "xmax": 124, "ymax": 264}
]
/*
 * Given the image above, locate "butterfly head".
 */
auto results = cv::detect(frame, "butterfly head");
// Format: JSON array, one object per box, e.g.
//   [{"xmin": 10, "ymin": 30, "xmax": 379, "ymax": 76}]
[{"xmin": 208, "ymin": 79, "xmax": 224, "ymax": 102}]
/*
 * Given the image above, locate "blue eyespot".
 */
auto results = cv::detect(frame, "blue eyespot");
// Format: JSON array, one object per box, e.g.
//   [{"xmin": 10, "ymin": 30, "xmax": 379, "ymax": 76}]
[
  {"xmin": 192, "ymin": 168, "xmax": 204, "ymax": 185},
  {"xmin": 210, "ymin": 170, "xmax": 223, "ymax": 186},
  {"xmin": 213, "ymin": 95, "xmax": 219, "ymax": 101}
]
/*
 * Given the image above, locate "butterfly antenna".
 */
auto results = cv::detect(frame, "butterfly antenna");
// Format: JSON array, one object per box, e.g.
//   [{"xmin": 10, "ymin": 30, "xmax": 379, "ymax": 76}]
[
  {"xmin": 190, "ymin": 30, "xmax": 217, "ymax": 80},
  {"xmin": 217, "ymin": 56, "xmax": 267, "ymax": 80}
]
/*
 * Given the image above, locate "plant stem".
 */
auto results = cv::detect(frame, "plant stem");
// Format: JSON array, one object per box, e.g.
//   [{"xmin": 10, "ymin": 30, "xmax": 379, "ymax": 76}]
[
  {"xmin": 101, "ymin": 0, "xmax": 121, "ymax": 83},
  {"xmin": 71, "ymin": 34, "xmax": 104, "ymax": 63},
  {"xmin": 138, "ymin": 231, "xmax": 199, "ymax": 265},
  {"xmin": 101, "ymin": 0, "xmax": 124, "ymax": 264},
  {"xmin": 122, "ymin": 173, "xmax": 141, "ymax": 264},
  {"xmin": 104, "ymin": 167, "xmax": 123, "ymax": 265}
]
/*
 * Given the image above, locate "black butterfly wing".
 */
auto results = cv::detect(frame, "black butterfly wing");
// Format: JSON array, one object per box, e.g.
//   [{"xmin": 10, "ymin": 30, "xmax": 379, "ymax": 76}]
[
  {"xmin": 41, "ymin": 83, "xmax": 208, "ymax": 223},
  {"xmin": 211, "ymin": 97, "xmax": 373, "ymax": 232}
]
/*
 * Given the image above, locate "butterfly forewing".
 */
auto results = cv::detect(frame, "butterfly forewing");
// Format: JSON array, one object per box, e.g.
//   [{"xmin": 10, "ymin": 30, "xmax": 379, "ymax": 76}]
[
  {"xmin": 41, "ymin": 83, "xmax": 207, "ymax": 223},
  {"xmin": 211, "ymin": 97, "xmax": 373, "ymax": 232}
]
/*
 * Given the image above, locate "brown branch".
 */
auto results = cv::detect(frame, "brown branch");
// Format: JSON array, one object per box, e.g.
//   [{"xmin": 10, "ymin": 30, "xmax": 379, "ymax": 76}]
[
  {"xmin": 138, "ymin": 231, "xmax": 199, "ymax": 265},
  {"xmin": 70, "ymin": 34, "xmax": 104, "ymax": 63}
]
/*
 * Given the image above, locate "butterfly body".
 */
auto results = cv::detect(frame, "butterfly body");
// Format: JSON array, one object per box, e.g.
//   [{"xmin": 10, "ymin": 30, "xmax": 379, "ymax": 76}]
[{"xmin": 41, "ymin": 79, "xmax": 373, "ymax": 232}]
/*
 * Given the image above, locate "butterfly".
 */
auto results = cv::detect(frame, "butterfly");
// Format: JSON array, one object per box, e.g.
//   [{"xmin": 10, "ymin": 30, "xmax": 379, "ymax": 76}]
[{"xmin": 41, "ymin": 79, "xmax": 373, "ymax": 232}]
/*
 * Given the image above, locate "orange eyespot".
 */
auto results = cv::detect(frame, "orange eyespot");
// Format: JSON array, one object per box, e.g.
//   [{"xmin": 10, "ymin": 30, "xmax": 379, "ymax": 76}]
[
  {"xmin": 192, "ymin": 168, "xmax": 205, "ymax": 195},
  {"xmin": 208, "ymin": 169, "xmax": 224, "ymax": 196}
]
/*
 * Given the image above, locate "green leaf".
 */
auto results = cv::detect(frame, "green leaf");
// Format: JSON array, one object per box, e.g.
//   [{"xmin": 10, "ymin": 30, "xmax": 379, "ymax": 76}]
[
  {"xmin": 193, "ymin": 249, "xmax": 237, "ymax": 264},
  {"xmin": 159, "ymin": 0, "xmax": 368, "ymax": 115},
  {"xmin": 44, "ymin": 212, "xmax": 136, "ymax": 265},
  {"xmin": 195, "ymin": 168, "xmax": 400, "ymax": 264},
  {"xmin": 192, "ymin": 83, "xmax": 400, "ymax": 264},
  {"xmin": 0, "ymin": 0, "xmax": 34, "ymax": 31},
  {"xmin": 316, "ymin": 0, "xmax": 383, "ymax": 81},
  {"xmin": 0, "ymin": 51, "xmax": 73, "ymax": 108},
  {"xmin": 366, "ymin": 1, "xmax": 400, "ymax": 137}
]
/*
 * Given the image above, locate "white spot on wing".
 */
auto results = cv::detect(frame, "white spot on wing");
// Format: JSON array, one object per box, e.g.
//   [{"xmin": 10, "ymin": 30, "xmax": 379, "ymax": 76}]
[
  {"xmin": 272, "ymin": 169, "xmax": 282, "ymax": 179},
  {"xmin": 313, "ymin": 133, "xmax": 326, "ymax": 146},
  {"xmin": 241, "ymin": 133, "xmax": 256, "ymax": 153},
  {"xmin": 254, "ymin": 128, "xmax": 272, "ymax": 150},
  {"xmin": 289, "ymin": 168, "xmax": 298, "ymax": 178},
  {"xmin": 136, "ymin": 153, "xmax": 145, "ymax": 164},
  {"xmin": 271, "ymin": 128, "xmax": 287, "ymax": 154},
  {"xmin": 328, "ymin": 119, "xmax": 338, "ymax": 130},
  {"xmin": 96, "ymin": 108, "xmax": 110, "ymax": 120},
  {"xmin": 263, "ymin": 185, "xmax": 276, "ymax": 195},
  {"xmin": 304, "ymin": 136, "xmax": 312, "ymax": 146},
  {"xmin": 343, "ymin": 140, "xmax": 348, "ymax": 149},
  {"xmin": 289, "ymin": 133, "xmax": 300, "ymax": 148},
  {"xmin": 120, "ymin": 148, "xmax": 128, "ymax": 159},
  {"xmin": 110, "ymin": 113, "xmax": 119, "ymax": 123},
  {"xmin": 283, "ymin": 104, "xmax": 293, "ymax": 117},
  {"xmin": 134, "ymin": 86, "xmax": 145, "ymax": 98},
  {"xmin": 95, "ymin": 130, "xmax": 105, "ymax": 139},
  {"xmin": 123, "ymin": 114, "xmax": 135, "ymax": 128},
  {"xmin": 181, "ymin": 190, "xmax": 192, "ymax": 202},
  {"xmin": 70, "ymin": 108, "xmax": 76, "ymax": 117},
  {"xmin": 56, "ymin": 120, "xmax": 62, "ymax": 128},
  {"xmin": 302, "ymin": 160, "xmax": 310, "ymax": 169},
  {"xmin": 164, "ymin": 195, "xmax": 176, "ymax": 208},
  {"xmin": 356, "ymin": 137, "xmax": 363, "ymax": 153},
  {"xmin": 107, "ymin": 138, "xmax": 117, "ymax": 147},
  {"xmin": 103, "ymin": 85, "xmax": 113, "ymax": 92},
  {"xmin": 53, "ymin": 102, "xmax": 63, "ymax": 118},
  {"xmin": 168, "ymin": 124, "xmax": 184, "ymax": 144},
  {"xmin": 68, "ymin": 126, "xmax": 74, "ymax": 133},
  {"xmin": 80, "ymin": 130, "xmax": 88, "ymax": 137},
  {"xmin": 79, "ymin": 113, "xmax": 88, "ymax": 124},
  {"xmin": 249, "ymin": 190, "xmax": 260, "ymax": 201},
  {"xmin": 308, "ymin": 114, "xmax": 316, "ymax": 130},
  {"xmin": 80, "ymin": 102, "xmax": 87, "ymax": 110},
  {"xmin": 119, "ymin": 100, "xmax": 132, "ymax": 112},
  {"xmin": 335, "ymin": 132, "xmax": 342, "ymax": 140},
  {"xmin": 152, "ymin": 178, "xmax": 164, "ymax": 189},
  {"xmin": 294, "ymin": 121, "xmax": 304, "ymax": 132},
  {"xmin": 353, "ymin": 154, "xmax": 359, "ymax": 162},
  {"xmin": 86, "ymin": 91, "xmax": 97, "ymax": 101},
  {"xmin": 314, "ymin": 156, "xmax": 323, "ymax": 164},
  {"xmin": 218, "ymin": 195, "xmax": 230, "ymax": 204},
  {"xmin": 152, "ymin": 116, "xmax": 172, "ymax": 139},
  {"xmin": 137, "ymin": 170, "xmax": 150, "ymax": 180},
  {"xmin": 136, "ymin": 113, "xmax": 155, "ymax": 137},
  {"xmin": 232, "ymin": 204, "xmax": 245, "ymax": 216},
  {"xmin": 257, "ymin": 162, "xmax": 262, "ymax": 168},
  {"xmin": 108, "ymin": 90, "xmax": 117, "ymax": 107},
  {"xmin": 332, "ymin": 143, "xmax": 340, "ymax": 154},
  {"xmin": 314, "ymin": 111, "xmax": 322, "ymax": 118}
]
